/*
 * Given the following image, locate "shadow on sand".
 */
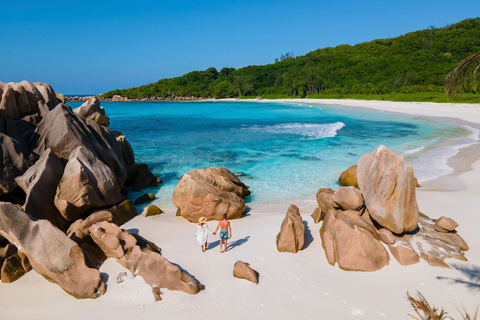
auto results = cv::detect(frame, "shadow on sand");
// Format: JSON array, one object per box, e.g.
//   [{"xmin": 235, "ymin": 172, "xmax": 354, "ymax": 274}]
[
  {"xmin": 437, "ymin": 263, "xmax": 480, "ymax": 294},
  {"xmin": 302, "ymin": 220, "xmax": 314, "ymax": 250},
  {"xmin": 207, "ymin": 236, "xmax": 250, "ymax": 252}
]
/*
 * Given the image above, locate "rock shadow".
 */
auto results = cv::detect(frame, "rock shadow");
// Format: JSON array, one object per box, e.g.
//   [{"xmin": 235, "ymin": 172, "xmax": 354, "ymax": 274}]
[
  {"xmin": 302, "ymin": 220, "xmax": 314, "ymax": 250},
  {"xmin": 437, "ymin": 263, "xmax": 480, "ymax": 294}
]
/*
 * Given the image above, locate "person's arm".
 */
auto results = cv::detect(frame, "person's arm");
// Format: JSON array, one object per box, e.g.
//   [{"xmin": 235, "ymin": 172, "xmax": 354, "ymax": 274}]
[{"xmin": 213, "ymin": 222, "xmax": 220, "ymax": 235}]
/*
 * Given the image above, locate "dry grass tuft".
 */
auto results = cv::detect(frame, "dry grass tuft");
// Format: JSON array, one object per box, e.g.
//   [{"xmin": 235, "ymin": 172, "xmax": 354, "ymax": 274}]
[
  {"xmin": 407, "ymin": 291, "xmax": 478, "ymax": 320},
  {"xmin": 407, "ymin": 291, "xmax": 449, "ymax": 320}
]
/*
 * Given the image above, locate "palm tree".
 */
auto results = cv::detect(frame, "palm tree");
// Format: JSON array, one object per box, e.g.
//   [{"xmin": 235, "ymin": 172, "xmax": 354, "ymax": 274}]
[{"xmin": 445, "ymin": 52, "xmax": 480, "ymax": 97}]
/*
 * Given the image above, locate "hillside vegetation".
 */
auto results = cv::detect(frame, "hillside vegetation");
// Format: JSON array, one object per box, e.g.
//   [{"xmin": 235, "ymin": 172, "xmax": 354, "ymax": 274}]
[{"xmin": 101, "ymin": 18, "xmax": 480, "ymax": 101}]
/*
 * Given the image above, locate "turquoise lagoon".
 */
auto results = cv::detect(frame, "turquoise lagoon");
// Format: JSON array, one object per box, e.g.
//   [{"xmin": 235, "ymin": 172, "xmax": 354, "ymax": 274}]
[{"xmin": 69, "ymin": 101, "xmax": 479, "ymax": 208}]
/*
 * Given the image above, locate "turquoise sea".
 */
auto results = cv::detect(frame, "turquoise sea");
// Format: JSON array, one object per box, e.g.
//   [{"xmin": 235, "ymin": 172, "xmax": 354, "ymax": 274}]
[{"xmin": 69, "ymin": 101, "xmax": 479, "ymax": 208}]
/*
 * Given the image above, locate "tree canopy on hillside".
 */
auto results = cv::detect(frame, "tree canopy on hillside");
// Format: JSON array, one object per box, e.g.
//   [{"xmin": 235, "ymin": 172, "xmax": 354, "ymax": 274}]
[{"xmin": 101, "ymin": 18, "xmax": 480, "ymax": 99}]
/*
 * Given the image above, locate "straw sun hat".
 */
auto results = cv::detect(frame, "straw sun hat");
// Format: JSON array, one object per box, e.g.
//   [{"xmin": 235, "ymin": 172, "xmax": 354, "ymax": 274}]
[{"xmin": 199, "ymin": 217, "xmax": 207, "ymax": 223}]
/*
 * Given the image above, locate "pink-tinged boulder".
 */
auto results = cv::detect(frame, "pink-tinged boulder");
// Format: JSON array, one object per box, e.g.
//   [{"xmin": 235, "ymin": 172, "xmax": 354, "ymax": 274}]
[
  {"xmin": 0, "ymin": 133, "xmax": 37, "ymax": 195},
  {"xmin": 88, "ymin": 221, "xmax": 203, "ymax": 300},
  {"xmin": 15, "ymin": 148, "xmax": 68, "ymax": 230},
  {"xmin": 233, "ymin": 260, "xmax": 259, "ymax": 284},
  {"xmin": 333, "ymin": 186, "xmax": 364, "ymax": 211},
  {"xmin": 67, "ymin": 199, "xmax": 137, "ymax": 243},
  {"xmin": 55, "ymin": 146, "xmax": 125, "ymax": 222},
  {"xmin": 357, "ymin": 145, "xmax": 419, "ymax": 234},
  {"xmin": 276, "ymin": 204, "xmax": 305, "ymax": 253},
  {"xmin": 388, "ymin": 241, "xmax": 420, "ymax": 266},
  {"xmin": 338, "ymin": 165, "xmax": 359, "ymax": 188},
  {"xmin": 73, "ymin": 97, "xmax": 110, "ymax": 127},
  {"xmin": 0, "ymin": 81, "xmax": 59, "ymax": 120},
  {"xmin": 434, "ymin": 216, "xmax": 458, "ymax": 233},
  {"xmin": 0, "ymin": 202, "xmax": 105, "ymax": 298},
  {"xmin": 30, "ymin": 103, "xmax": 126, "ymax": 186},
  {"xmin": 377, "ymin": 228, "xmax": 395, "ymax": 244},
  {"xmin": 172, "ymin": 167, "xmax": 250, "ymax": 222},
  {"xmin": 312, "ymin": 188, "xmax": 335, "ymax": 223},
  {"xmin": 73, "ymin": 98, "xmax": 110, "ymax": 127},
  {"xmin": 320, "ymin": 209, "xmax": 389, "ymax": 272}
]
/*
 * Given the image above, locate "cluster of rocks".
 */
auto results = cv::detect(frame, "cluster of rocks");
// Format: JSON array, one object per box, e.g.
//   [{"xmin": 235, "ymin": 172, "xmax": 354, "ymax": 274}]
[
  {"xmin": 103, "ymin": 95, "xmax": 210, "ymax": 102},
  {"xmin": 0, "ymin": 81, "xmax": 203, "ymax": 299},
  {"xmin": 65, "ymin": 96, "xmax": 96, "ymax": 102},
  {"xmin": 314, "ymin": 145, "xmax": 468, "ymax": 271}
]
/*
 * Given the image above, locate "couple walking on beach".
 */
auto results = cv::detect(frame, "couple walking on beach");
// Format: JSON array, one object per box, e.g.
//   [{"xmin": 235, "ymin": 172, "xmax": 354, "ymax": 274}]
[{"xmin": 195, "ymin": 214, "xmax": 231, "ymax": 253}]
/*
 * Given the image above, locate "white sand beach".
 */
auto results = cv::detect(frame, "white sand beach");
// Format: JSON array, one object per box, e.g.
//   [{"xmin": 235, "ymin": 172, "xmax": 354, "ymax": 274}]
[{"xmin": 1, "ymin": 99, "xmax": 479, "ymax": 320}]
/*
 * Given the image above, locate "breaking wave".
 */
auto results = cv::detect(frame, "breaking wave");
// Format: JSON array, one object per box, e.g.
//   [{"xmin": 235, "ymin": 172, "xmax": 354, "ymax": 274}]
[{"xmin": 248, "ymin": 122, "xmax": 345, "ymax": 139}]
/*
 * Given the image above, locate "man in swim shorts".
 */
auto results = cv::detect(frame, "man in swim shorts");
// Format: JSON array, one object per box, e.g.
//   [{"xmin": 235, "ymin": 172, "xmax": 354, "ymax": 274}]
[{"xmin": 213, "ymin": 214, "xmax": 232, "ymax": 253}]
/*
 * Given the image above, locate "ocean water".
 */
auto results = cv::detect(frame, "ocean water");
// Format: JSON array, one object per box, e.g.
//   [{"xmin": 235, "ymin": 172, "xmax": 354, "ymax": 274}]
[{"xmin": 68, "ymin": 101, "xmax": 479, "ymax": 208}]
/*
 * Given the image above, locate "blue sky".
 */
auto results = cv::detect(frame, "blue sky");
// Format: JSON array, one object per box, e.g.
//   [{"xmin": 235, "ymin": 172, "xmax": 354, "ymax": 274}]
[{"xmin": 2, "ymin": 0, "xmax": 480, "ymax": 94}]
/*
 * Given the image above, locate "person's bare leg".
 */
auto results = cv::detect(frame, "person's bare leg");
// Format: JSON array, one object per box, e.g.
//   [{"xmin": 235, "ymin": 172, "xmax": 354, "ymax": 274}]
[
  {"xmin": 224, "ymin": 240, "xmax": 228, "ymax": 252},
  {"xmin": 205, "ymin": 240, "xmax": 208, "ymax": 252},
  {"xmin": 220, "ymin": 240, "xmax": 224, "ymax": 253}
]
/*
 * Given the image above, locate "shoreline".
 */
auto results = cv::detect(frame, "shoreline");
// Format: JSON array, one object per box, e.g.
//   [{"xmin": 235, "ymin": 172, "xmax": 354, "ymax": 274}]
[
  {"xmin": 258, "ymin": 98, "xmax": 480, "ymax": 192},
  {"xmin": 1, "ymin": 99, "xmax": 480, "ymax": 319}
]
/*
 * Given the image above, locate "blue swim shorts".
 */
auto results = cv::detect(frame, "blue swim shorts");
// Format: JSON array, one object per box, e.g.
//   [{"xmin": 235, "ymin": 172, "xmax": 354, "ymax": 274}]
[{"xmin": 220, "ymin": 230, "xmax": 229, "ymax": 241}]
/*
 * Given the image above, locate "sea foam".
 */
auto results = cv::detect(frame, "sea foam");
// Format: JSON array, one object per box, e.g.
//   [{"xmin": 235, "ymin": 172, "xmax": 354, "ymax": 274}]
[{"xmin": 248, "ymin": 122, "xmax": 345, "ymax": 140}]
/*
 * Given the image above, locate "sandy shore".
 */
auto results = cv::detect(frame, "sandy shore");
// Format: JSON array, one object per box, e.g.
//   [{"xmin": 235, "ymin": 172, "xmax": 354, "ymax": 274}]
[{"xmin": 1, "ymin": 99, "xmax": 480, "ymax": 320}]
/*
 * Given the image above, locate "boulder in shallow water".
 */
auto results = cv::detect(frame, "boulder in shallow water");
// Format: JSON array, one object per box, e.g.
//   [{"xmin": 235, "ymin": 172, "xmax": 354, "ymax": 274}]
[
  {"xmin": 172, "ymin": 167, "xmax": 250, "ymax": 222},
  {"xmin": 276, "ymin": 204, "xmax": 305, "ymax": 253},
  {"xmin": 357, "ymin": 145, "xmax": 419, "ymax": 234},
  {"xmin": 233, "ymin": 260, "xmax": 259, "ymax": 284},
  {"xmin": 338, "ymin": 165, "xmax": 358, "ymax": 188},
  {"xmin": 135, "ymin": 193, "xmax": 155, "ymax": 205},
  {"xmin": 0, "ymin": 202, "xmax": 105, "ymax": 298},
  {"xmin": 54, "ymin": 146, "xmax": 125, "ymax": 222}
]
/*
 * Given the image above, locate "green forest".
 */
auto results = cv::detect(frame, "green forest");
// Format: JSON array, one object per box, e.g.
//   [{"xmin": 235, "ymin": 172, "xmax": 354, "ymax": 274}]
[{"xmin": 101, "ymin": 18, "xmax": 480, "ymax": 101}]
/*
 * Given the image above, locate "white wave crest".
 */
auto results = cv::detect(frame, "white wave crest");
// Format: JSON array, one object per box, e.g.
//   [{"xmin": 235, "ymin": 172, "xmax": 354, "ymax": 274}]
[
  {"xmin": 402, "ymin": 146, "xmax": 425, "ymax": 156},
  {"xmin": 249, "ymin": 122, "xmax": 345, "ymax": 139}
]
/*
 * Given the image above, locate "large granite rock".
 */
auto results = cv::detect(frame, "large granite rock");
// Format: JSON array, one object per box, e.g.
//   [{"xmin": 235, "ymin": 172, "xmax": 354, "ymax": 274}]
[
  {"xmin": 15, "ymin": 149, "xmax": 68, "ymax": 229},
  {"xmin": 276, "ymin": 204, "xmax": 305, "ymax": 253},
  {"xmin": 88, "ymin": 221, "xmax": 203, "ymax": 300},
  {"xmin": 0, "ymin": 202, "xmax": 105, "ymax": 298},
  {"xmin": 357, "ymin": 145, "xmax": 419, "ymax": 234},
  {"xmin": 434, "ymin": 216, "xmax": 458, "ymax": 233},
  {"xmin": 54, "ymin": 146, "xmax": 125, "ymax": 222},
  {"xmin": 172, "ymin": 167, "xmax": 250, "ymax": 222},
  {"xmin": 233, "ymin": 261, "xmax": 259, "ymax": 284},
  {"xmin": 4, "ymin": 117, "xmax": 38, "ymax": 145},
  {"xmin": 338, "ymin": 165, "xmax": 358, "ymax": 188},
  {"xmin": 0, "ymin": 81, "xmax": 59, "ymax": 120},
  {"xmin": 67, "ymin": 199, "xmax": 137, "ymax": 243},
  {"xmin": 312, "ymin": 188, "xmax": 335, "ymax": 223},
  {"xmin": 30, "ymin": 103, "xmax": 126, "ymax": 186},
  {"xmin": 73, "ymin": 98, "xmax": 110, "ymax": 126},
  {"xmin": 116, "ymin": 134, "xmax": 135, "ymax": 166},
  {"xmin": 0, "ymin": 133, "xmax": 37, "ymax": 195},
  {"xmin": 320, "ymin": 209, "xmax": 389, "ymax": 272}
]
